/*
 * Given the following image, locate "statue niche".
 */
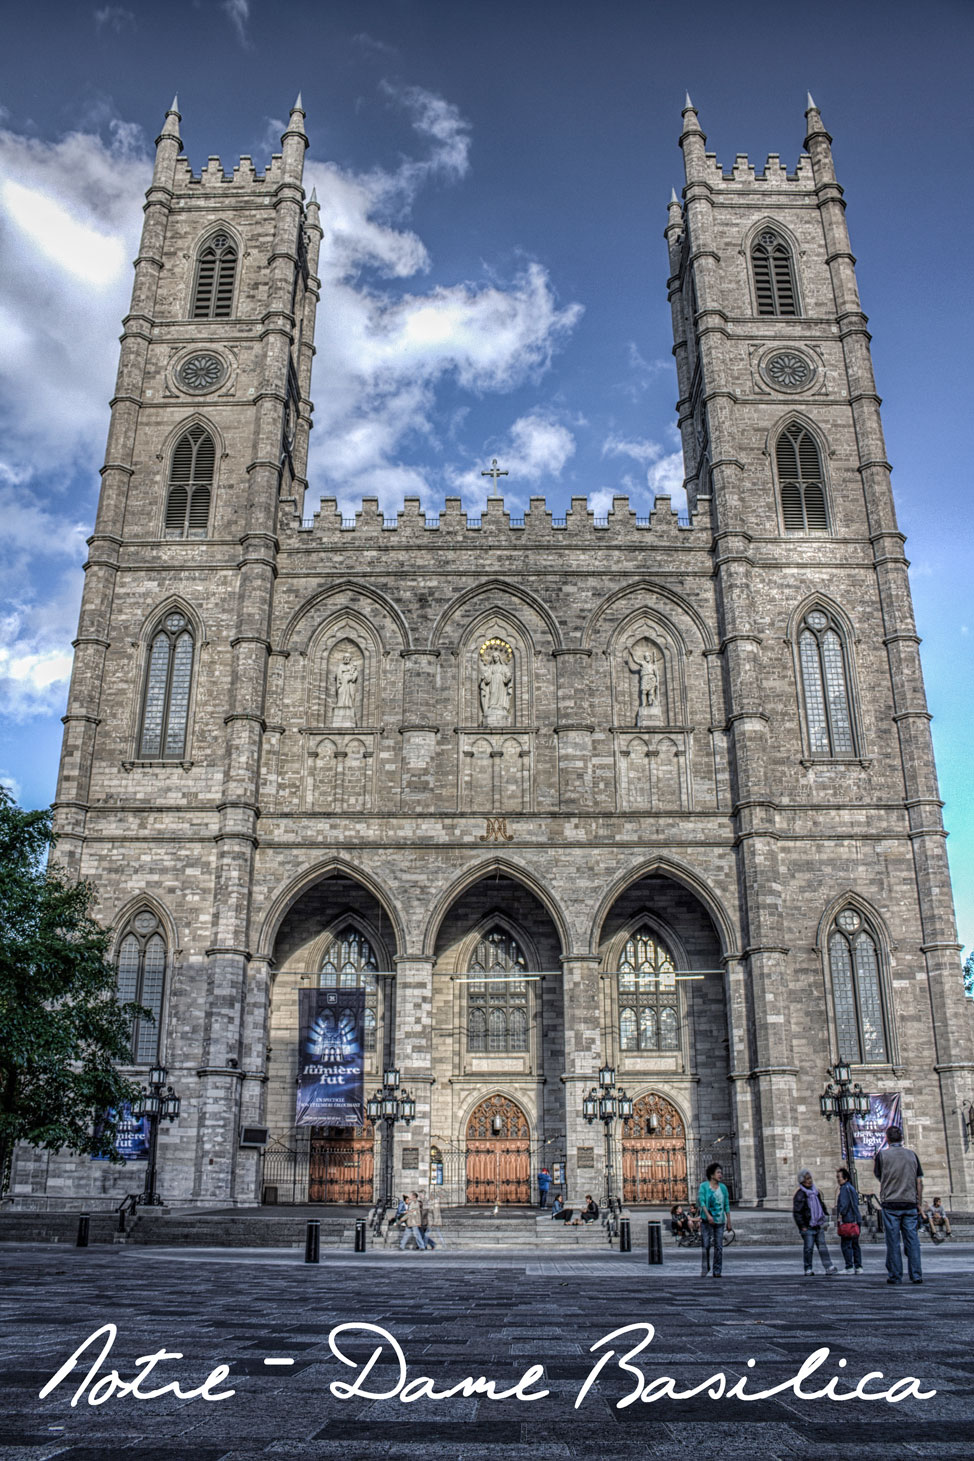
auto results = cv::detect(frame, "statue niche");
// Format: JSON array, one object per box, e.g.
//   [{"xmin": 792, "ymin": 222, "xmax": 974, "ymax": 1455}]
[
  {"xmin": 479, "ymin": 638, "xmax": 514, "ymax": 727},
  {"xmin": 327, "ymin": 640, "xmax": 364, "ymax": 728},
  {"xmin": 624, "ymin": 637, "xmax": 665, "ymax": 726}
]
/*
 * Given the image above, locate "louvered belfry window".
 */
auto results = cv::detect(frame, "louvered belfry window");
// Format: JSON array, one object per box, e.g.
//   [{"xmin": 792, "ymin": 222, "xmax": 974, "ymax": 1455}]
[
  {"xmin": 752, "ymin": 229, "xmax": 799, "ymax": 316},
  {"xmin": 192, "ymin": 232, "xmax": 237, "ymax": 319},
  {"xmin": 798, "ymin": 608, "xmax": 856, "ymax": 757},
  {"xmin": 116, "ymin": 911, "xmax": 167, "ymax": 1063},
  {"xmin": 775, "ymin": 422, "xmax": 828, "ymax": 532},
  {"xmin": 139, "ymin": 612, "xmax": 194, "ymax": 759},
  {"xmin": 165, "ymin": 426, "xmax": 214, "ymax": 539}
]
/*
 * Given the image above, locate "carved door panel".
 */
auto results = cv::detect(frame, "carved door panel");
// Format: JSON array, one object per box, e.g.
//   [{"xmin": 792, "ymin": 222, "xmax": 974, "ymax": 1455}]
[
  {"xmin": 621, "ymin": 1094, "xmax": 688, "ymax": 1204},
  {"xmin": 309, "ymin": 1125, "xmax": 375, "ymax": 1204},
  {"xmin": 465, "ymin": 1096, "xmax": 531, "ymax": 1205}
]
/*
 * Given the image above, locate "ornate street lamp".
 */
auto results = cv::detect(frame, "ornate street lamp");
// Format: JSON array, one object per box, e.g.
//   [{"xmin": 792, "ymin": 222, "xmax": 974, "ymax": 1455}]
[
  {"xmin": 368, "ymin": 1068, "xmax": 416, "ymax": 1214},
  {"xmin": 132, "ymin": 1065, "xmax": 181, "ymax": 1206},
  {"xmin": 818, "ymin": 1062, "xmax": 869, "ymax": 1191},
  {"xmin": 582, "ymin": 1071, "xmax": 632, "ymax": 1209}
]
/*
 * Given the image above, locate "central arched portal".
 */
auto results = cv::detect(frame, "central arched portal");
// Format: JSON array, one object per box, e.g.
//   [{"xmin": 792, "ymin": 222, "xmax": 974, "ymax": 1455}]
[
  {"xmin": 621, "ymin": 1093, "xmax": 688, "ymax": 1204},
  {"xmin": 465, "ymin": 1095, "xmax": 531, "ymax": 1205}
]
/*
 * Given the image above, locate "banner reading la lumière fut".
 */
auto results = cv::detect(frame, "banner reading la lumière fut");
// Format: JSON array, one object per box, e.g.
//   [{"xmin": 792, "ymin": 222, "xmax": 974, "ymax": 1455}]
[{"xmin": 295, "ymin": 988, "xmax": 366, "ymax": 1128}]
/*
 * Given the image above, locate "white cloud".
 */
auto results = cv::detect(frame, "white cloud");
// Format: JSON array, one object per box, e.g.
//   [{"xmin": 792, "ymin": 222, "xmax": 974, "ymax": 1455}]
[
  {"xmin": 0, "ymin": 771, "xmax": 22, "ymax": 802},
  {"xmin": 93, "ymin": 6, "xmax": 135, "ymax": 30},
  {"xmin": 222, "ymin": 0, "xmax": 251, "ymax": 47},
  {"xmin": 448, "ymin": 413, "xmax": 576, "ymax": 509},
  {"xmin": 602, "ymin": 433, "xmax": 664, "ymax": 466}
]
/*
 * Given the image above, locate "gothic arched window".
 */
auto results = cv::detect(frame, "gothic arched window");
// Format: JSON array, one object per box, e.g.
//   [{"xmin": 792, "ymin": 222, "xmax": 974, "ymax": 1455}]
[
  {"xmin": 165, "ymin": 426, "xmax": 214, "ymax": 539},
  {"xmin": 116, "ymin": 911, "xmax": 166, "ymax": 1063},
  {"xmin": 751, "ymin": 229, "xmax": 799, "ymax": 316},
  {"xmin": 192, "ymin": 232, "xmax": 237, "ymax": 319},
  {"xmin": 139, "ymin": 612, "xmax": 195, "ymax": 759},
  {"xmin": 616, "ymin": 928, "xmax": 680, "ymax": 1052},
  {"xmin": 320, "ymin": 926, "xmax": 379, "ymax": 1053},
  {"xmin": 798, "ymin": 608, "xmax": 856, "ymax": 757},
  {"xmin": 775, "ymin": 422, "xmax": 828, "ymax": 532},
  {"xmin": 828, "ymin": 909, "xmax": 889, "ymax": 1063},
  {"xmin": 466, "ymin": 928, "xmax": 529, "ymax": 1055}
]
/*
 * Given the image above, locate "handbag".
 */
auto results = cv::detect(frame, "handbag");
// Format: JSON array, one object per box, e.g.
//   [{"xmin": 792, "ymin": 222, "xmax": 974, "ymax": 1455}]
[{"xmin": 837, "ymin": 1220, "xmax": 860, "ymax": 1239}]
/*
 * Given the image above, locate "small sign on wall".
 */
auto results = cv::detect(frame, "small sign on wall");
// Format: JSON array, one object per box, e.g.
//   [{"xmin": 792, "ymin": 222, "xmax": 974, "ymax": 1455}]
[
  {"xmin": 577, "ymin": 1147, "xmax": 595, "ymax": 1168},
  {"xmin": 402, "ymin": 1146, "xmax": 420, "ymax": 1170}
]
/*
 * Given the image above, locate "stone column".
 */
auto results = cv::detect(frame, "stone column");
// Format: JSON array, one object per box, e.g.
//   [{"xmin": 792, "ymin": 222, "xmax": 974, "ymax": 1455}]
[
  {"xmin": 392, "ymin": 956, "xmax": 434, "ymax": 1194},
  {"xmin": 560, "ymin": 954, "xmax": 603, "ymax": 1204}
]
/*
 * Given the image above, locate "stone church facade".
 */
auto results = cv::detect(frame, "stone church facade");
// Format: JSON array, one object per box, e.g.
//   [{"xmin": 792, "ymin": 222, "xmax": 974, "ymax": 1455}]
[{"xmin": 12, "ymin": 95, "xmax": 974, "ymax": 1209}]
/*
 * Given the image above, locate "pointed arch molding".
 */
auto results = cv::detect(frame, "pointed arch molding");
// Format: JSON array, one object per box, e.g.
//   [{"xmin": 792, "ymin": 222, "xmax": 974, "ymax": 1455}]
[
  {"xmin": 589, "ymin": 855, "xmax": 736, "ymax": 959},
  {"xmin": 422, "ymin": 857, "xmax": 571, "ymax": 960},
  {"xmin": 431, "ymin": 578, "xmax": 564, "ymax": 651},
  {"xmin": 157, "ymin": 411, "xmax": 228, "ymax": 465},
  {"xmin": 452, "ymin": 908, "xmax": 543, "ymax": 975},
  {"xmin": 458, "ymin": 1087, "xmax": 535, "ymax": 1138},
  {"xmin": 786, "ymin": 592, "xmax": 857, "ymax": 645},
  {"xmin": 762, "ymin": 410, "xmax": 834, "ymax": 462},
  {"xmin": 742, "ymin": 214, "xmax": 805, "ymax": 261},
  {"xmin": 280, "ymin": 582, "xmax": 411, "ymax": 653},
  {"xmin": 137, "ymin": 593, "xmax": 206, "ymax": 646},
  {"xmin": 304, "ymin": 910, "xmax": 395, "ymax": 976},
  {"xmin": 814, "ymin": 890, "xmax": 895, "ymax": 956},
  {"xmin": 602, "ymin": 909, "xmax": 691, "ymax": 976},
  {"xmin": 110, "ymin": 892, "xmax": 180, "ymax": 959},
  {"xmin": 582, "ymin": 581, "xmax": 715, "ymax": 652},
  {"xmin": 256, "ymin": 858, "xmax": 406, "ymax": 964}
]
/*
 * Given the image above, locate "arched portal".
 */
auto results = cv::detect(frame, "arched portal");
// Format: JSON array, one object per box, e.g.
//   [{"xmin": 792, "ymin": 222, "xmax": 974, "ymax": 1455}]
[
  {"xmin": 621, "ymin": 1093, "xmax": 688, "ymax": 1204},
  {"xmin": 465, "ymin": 1095, "xmax": 531, "ymax": 1205}
]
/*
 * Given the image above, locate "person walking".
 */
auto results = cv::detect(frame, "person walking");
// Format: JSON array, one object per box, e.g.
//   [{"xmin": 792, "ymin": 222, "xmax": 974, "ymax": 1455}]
[
  {"xmin": 425, "ymin": 1189, "xmax": 445, "ymax": 1249},
  {"xmin": 418, "ymin": 1190, "xmax": 437, "ymax": 1249},
  {"xmin": 835, "ymin": 1167, "xmax": 863, "ymax": 1273},
  {"xmin": 793, "ymin": 1168, "xmax": 838, "ymax": 1276},
  {"xmin": 537, "ymin": 1166, "xmax": 552, "ymax": 1209},
  {"xmin": 698, "ymin": 1162, "xmax": 732, "ymax": 1277},
  {"xmin": 398, "ymin": 1192, "xmax": 427, "ymax": 1251},
  {"xmin": 874, "ymin": 1125, "xmax": 924, "ymax": 1285}
]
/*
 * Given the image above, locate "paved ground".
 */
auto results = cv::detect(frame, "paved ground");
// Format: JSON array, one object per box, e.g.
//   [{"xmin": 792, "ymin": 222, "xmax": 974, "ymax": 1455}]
[{"xmin": 1, "ymin": 1241, "xmax": 971, "ymax": 1460}]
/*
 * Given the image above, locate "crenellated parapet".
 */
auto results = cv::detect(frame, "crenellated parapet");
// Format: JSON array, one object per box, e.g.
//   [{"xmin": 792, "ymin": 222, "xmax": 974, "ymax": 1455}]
[{"xmin": 281, "ymin": 492, "xmax": 700, "ymax": 544}]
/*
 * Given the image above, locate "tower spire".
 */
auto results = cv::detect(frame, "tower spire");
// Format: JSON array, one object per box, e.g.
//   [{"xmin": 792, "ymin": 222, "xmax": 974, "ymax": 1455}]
[{"xmin": 157, "ymin": 94, "xmax": 182, "ymax": 147}]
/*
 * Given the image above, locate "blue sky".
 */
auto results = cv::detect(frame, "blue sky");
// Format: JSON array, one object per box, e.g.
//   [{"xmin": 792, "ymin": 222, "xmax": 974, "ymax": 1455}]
[{"xmin": 0, "ymin": 0, "xmax": 971, "ymax": 949}]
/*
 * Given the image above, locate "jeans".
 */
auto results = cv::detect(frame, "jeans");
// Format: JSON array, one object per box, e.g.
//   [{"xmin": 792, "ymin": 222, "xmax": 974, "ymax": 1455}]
[
  {"xmin": 399, "ymin": 1226, "xmax": 426, "ymax": 1250},
  {"xmin": 539, "ymin": 1190, "xmax": 549, "ymax": 1208},
  {"xmin": 882, "ymin": 1206, "xmax": 922, "ymax": 1282},
  {"xmin": 702, "ymin": 1220, "xmax": 724, "ymax": 1275},
  {"xmin": 801, "ymin": 1225, "xmax": 834, "ymax": 1272},
  {"xmin": 839, "ymin": 1232, "xmax": 863, "ymax": 1269}
]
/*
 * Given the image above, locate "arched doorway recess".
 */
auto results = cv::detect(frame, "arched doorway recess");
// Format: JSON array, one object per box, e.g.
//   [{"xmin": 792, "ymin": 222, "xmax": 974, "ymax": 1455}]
[
  {"xmin": 465, "ymin": 1095, "xmax": 531, "ymax": 1205},
  {"xmin": 621, "ymin": 1093, "xmax": 688, "ymax": 1204}
]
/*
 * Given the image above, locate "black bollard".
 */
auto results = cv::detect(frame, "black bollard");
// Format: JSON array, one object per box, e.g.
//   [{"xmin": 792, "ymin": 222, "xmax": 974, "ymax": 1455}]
[
  {"xmin": 647, "ymin": 1220, "xmax": 663, "ymax": 1265},
  {"xmin": 354, "ymin": 1218, "xmax": 367, "ymax": 1253},
  {"xmin": 76, "ymin": 1213, "xmax": 90, "ymax": 1248},
  {"xmin": 619, "ymin": 1216, "xmax": 631, "ymax": 1253},
  {"xmin": 305, "ymin": 1218, "xmax": 321, "ymax": 1264}
]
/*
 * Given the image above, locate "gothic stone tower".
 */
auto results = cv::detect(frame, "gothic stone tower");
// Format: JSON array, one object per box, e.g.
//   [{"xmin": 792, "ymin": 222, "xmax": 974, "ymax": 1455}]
[
  {"xmin": 666, "ymin": 95, "xmax": 974, "ymax": 1201},
  {"xmin": 12, "ymin": 97, "xmax": 973, "ymax": 1211}
]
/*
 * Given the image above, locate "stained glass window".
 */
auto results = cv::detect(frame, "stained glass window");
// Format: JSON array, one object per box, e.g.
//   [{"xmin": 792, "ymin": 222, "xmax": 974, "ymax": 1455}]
[
  {"xmin": 467, "ymin": 928, "xmax": 530, "ymax": 1055},
  {"xmin": 798, "ymin": 609, "xmax": 856, "ymax": 757},
  {"xmin": 116, "ymin": 915, "xmax": 166, "ymax": 1063},
  {"xmin": 320, "ymin": 927, "xmax": 379, "ymax": 1053},
  {"xmin": 139, "ymin": 613, "xmax": 194, "ymax": 759},
  {"xmin": 616, "ymin": 928, "xmax": 681, "ymax": 1052},
  {"xmin": 829, "ymin": 912, "xmax": 889, "ymax": 1064}
]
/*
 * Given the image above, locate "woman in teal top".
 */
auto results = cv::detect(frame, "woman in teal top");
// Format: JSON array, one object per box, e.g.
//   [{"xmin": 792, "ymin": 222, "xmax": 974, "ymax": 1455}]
[{"xmin": 697, "ymin": 1163, "xmax": 733, "ymax": 1276}]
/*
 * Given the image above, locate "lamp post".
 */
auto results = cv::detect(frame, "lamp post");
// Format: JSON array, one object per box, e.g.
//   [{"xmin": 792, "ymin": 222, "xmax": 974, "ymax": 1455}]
[
  {"xmin": 818, "ymin": 1061, "xmax": 871, "ymax": 1190},
  {"xmin": 582, "ymin": 1064, "xmax": 633, "ymax": 1209},
  {"xmin": 132, "ymin": 1064, "xmax": 181, "ymax": 1206},
  {"xmin": 366, "ymin": 1067, "xmax": 415, "ymax": 1214}
]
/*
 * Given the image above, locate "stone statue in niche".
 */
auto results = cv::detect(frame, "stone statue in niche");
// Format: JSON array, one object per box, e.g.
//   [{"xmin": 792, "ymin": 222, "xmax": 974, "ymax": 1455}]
[
  {"xmin": 479, "ymin": 638, "xmax": 514, "ymax": 726},
  {"xmin": 329, "ymin": 643, "xmax": 362, "ymax": 727},
  {"xmin": 625, "ymin": 638, "xmax": 663, "ymax": 726}
]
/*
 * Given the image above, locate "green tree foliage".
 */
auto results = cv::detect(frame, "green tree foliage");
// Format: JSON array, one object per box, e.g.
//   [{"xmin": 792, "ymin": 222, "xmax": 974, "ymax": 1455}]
[
  {"xmin": 0, "ymin": 788, "xmax": 145, "ymax": 1187},
  {"xmin": 964, "ymin": 950, "xmax": 974, "ymax": 1000}
]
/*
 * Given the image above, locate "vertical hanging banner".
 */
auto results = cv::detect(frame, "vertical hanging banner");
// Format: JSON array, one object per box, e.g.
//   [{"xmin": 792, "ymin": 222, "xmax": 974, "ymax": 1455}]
[
  {"xmin": 852, "ymin": 1092, "xmax": 901, "ymax": 1160},
  {"xmin": 91, "ymin": 1103, "xmax": 150, "ymax": 1161},
  {"xmin": 296, "ymin": 988, "xmax": 366, "ymax": 1127}
]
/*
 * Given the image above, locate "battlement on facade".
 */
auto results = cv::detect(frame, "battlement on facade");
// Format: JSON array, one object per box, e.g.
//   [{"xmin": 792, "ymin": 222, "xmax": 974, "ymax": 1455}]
[
  {"xmin": 172, "ymin": 153, "xmax": 290, "ymax": 189},
  {"xmin": 281, "ymin": 492, "xmax": 700, "ymax": 543},
  {"xmin": 699, "ymin": 150, "xmax": 816, "ymax": 186}
]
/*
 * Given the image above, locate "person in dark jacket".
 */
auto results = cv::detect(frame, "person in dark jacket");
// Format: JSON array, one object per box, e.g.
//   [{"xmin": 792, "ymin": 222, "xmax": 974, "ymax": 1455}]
[
  {"xmin": 793, "ymin": 1168, "xmax": 838, "ymax": 1276},
  {"xmin": 835, "ymin": 1167, "xmax": 863, "ymax": 1273},
  {"xmin": 537, "ymin": 1167, "xmax": 552, "ymax": 1209},
  {"xmin": 581, "ymin": 1194, "xmax": 599, "ymax": 1222}
]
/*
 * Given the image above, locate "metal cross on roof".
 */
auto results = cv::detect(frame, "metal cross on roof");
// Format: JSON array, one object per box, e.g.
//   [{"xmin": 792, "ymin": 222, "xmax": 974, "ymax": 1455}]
[{"xmin": 481, "ymin": 458, "xmax": 508, "ymax": 495}]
